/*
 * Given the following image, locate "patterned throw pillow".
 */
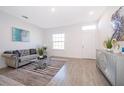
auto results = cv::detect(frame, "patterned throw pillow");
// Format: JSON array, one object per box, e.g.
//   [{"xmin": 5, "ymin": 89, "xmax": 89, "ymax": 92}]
[
  {"xmin": 12, "ymin": 50, "xmax": 21, "ymax": 57},
  {"xmin": 4, "ymin": 51, "xmax": 12, "ymax": 54},
  {"xmin": 29, "ymin": 49, "xmax": 37, "ymax": 55},
  {"xmin": 20, "ymin": 50, "xmax": 30, "ymax": 56}
]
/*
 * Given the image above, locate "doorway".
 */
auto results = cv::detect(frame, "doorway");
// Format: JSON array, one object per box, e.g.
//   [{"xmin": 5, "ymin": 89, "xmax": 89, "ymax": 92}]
[{"xmin": 81, "ymin": 30, "xmax": 97, "ymax": 59}]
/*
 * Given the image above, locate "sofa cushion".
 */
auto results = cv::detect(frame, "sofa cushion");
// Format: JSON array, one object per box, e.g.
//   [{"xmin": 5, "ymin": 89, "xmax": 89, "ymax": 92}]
[
  {"xmin": 20, "ymin": 50, "xmax": 30, "ymax": 56},
  {"xmin": 4, "ymin": 51, "xmax": 12, "ymax": 54},
  {"xmin": 12, "ymin": 50, "xmax": 21, "ymax": 57},
  {"xmin": 19, "ymin": 55, "xmax": 31, "ymax": 62},
  {"xmin": 29, "ymin": 49, "xmax": 37, "ymax": 55},
  {"xmin": 19, "ymin": 54, "xmax": 37, "ymax": 62}
]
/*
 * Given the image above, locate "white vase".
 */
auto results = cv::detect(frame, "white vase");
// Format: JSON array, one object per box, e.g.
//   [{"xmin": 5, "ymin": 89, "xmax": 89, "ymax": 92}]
[
  {"xmin": 106, "ymin": 48, "xmax": 112, "ymax": 52},
  {"xmin": 39, "ymin": 55, "xmax": 43, "ymax": 58}
]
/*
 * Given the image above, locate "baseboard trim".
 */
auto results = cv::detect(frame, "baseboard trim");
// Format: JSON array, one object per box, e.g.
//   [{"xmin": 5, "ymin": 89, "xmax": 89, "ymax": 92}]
[{"xmin": 50, "ymin": 56, "xmax": 96, "ymax": 60}]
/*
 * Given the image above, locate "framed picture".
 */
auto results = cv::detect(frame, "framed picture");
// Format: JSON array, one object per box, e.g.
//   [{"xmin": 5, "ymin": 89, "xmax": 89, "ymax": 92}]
[
  {"xmin": 111, "ymin": 7, "xmax": 124, "ymax": 41},
  {"xmin": 12, "ymin": 27, "xmax": 30, "ymax": 42}
]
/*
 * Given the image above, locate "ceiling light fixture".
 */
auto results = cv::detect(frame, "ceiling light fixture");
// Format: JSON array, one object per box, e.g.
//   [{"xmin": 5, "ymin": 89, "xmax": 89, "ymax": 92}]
[
  {"xmin": 51, "ymin": 8, "xmax": 55, "ymax": 12},
  {"xmin": 89, "ymin": 11, "xmax": 94, "ymax": 15},
  {"xmin": 81, "ymin": 25, "xmax": 96, "ymax": 30}
]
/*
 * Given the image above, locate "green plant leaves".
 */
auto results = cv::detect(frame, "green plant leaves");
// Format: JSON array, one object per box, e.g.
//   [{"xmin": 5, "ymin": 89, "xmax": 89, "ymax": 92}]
[
  {"xmin": 104, "ymin": 38, "xmax": 112, "ymax": 49},
  {"xmin": 37, "ymin": 48, "xmax": 43, "ymax": 56}
]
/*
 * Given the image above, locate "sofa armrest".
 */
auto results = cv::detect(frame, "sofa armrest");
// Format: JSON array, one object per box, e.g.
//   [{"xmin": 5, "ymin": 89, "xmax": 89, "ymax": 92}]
[
  {"xmin": 2, "ymin": 54, "xmax": 18, "ymax": 59},
  {"xmin": 1, "ymin": 54, "xmax": 19, "ymax": 68}
]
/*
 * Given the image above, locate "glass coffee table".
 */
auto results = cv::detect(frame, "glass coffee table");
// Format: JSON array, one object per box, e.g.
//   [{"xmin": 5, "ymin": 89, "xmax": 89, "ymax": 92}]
[{"xmin": 32, "ymin": 57, "xmax": 48, "ymax": 70}]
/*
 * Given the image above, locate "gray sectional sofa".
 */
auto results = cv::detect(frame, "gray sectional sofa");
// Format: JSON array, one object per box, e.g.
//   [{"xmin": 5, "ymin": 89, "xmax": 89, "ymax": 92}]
[{"xmin": 2, "ymin": 49, "xmax": 38, "ymax": 68}]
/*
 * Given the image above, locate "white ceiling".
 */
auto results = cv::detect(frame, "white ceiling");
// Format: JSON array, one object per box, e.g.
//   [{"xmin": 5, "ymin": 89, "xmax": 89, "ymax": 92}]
[{"xmin": 0, "ymin": 6, "xmax": 107, "ymax": 29}]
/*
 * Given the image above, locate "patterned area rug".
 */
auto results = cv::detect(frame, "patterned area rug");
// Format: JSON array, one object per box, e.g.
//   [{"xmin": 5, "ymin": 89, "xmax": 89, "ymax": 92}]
[{"xmin": 3, "ymin": 60, "xmax": 66, "ymax": 86}]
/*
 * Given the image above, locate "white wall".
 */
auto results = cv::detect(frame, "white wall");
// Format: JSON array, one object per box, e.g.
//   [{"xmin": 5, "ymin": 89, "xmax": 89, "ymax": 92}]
[
  {"xmin": 0, "ymin": 11, "xmax": 44, "ymax": 68},
  {"xmin": 44, "ymin": 6, "xmax": 123, "ymax": 59},
  {"xmin": 1, "ymin": 6, "xmax": 119, "ymax": 67},
  {"xmin": 97, "ymin": 6, "xmax": 122, "ymax": 49},
  {"xmin": 44, "ymin": 22, "xmax": 98, "ymax": 59}
]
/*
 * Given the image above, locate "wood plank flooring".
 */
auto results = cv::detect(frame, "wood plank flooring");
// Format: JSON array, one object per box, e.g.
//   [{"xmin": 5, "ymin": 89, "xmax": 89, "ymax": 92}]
[
  {"xmin": 47, "ymin": 58, "xmax": 110, "ymax": 86},
  {"xmin": 0, "ymin": 75, "xmax": 24, "ymax": 86},
  {"xmin": 0, "ymin": 58, "xmax": 110, "ymax": 86},
  {"xmin": 0, "ymin": 59, "xmax": 65, "ymax": 86}
]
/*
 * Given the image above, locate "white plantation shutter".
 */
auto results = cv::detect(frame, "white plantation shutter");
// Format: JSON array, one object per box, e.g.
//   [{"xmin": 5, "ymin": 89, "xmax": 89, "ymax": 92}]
[{"xmin": 52, "ymin": 34, "xmax": 65, "ymax": 49}]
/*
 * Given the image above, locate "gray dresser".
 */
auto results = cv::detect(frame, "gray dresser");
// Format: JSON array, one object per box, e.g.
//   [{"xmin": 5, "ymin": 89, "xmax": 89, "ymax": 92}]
[{"xmin": 96, "ymin": 49, "xmax": 124, "ymax": 86}]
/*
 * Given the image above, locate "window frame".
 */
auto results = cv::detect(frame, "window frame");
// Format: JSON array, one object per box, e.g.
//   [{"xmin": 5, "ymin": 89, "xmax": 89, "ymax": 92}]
[
  {"xmin": 52, "ymin": 33, "xmax": 65, "ymax": 50},
  {"xmin": 81, "ymin": 24, "xmax": 96, "ymax": 30}
]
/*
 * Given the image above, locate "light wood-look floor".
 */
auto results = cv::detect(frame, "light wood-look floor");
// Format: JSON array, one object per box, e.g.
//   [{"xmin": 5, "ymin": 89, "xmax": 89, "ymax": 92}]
[
  {"xmin": 0, "ymin": 75, "xmax": 24, "ymax": 86},
  {"xmin": 47, "ymin": 58, "xmax": 110, "ymax": 86},
  {"xmin": 0, "ymin": 58, "xmax": 110, "ymax": 86}
]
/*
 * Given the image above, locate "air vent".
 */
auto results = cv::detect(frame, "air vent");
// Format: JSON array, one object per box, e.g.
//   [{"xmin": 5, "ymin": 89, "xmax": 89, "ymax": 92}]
[{"xmin": 22, "ymin": 15, "xmax": 28, "ymax": 19}]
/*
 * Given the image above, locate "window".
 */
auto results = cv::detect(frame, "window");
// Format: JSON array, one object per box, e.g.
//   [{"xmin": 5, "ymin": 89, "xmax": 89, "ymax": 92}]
[
  {"xmin": 81, "ymin": 25, "xmax": 96, "ymax": 30},
  {"xmin": 52, "ymin": 34, "xmax": 65, "ymax": 50}
]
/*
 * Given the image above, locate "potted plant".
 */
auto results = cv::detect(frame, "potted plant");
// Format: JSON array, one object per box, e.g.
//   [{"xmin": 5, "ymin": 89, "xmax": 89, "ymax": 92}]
[
  {"xmin": 103, "ymin": 38, "xmax": 113, "ymax": 51},
  {"xmin": 37, "ymin": 48, "xmax": 43, "ymax": 59}
]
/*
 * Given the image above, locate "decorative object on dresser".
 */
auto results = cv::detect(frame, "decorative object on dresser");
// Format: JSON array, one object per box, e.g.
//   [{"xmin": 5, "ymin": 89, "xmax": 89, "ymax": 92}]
[
  {"xmin": 2, "ymin": 49, "xmax": 38, "ymax": 68},
  {"xmin": 103, "ymin": 38, "xmax": 113, "ymax": 51},
  {"xmin": 121, "ymin": 47, "xmax": 124, "ymax": 54},
  {"xmin": 103, "ymin": 38, "xmax": 120, "ymax": 53},
  {"xmin": 111, "ymin": 39, "xmax": 120, "ymax": 53},
  {"xmin": 96, "ymin": 49, "xmax": 124, "ymax": 85}
]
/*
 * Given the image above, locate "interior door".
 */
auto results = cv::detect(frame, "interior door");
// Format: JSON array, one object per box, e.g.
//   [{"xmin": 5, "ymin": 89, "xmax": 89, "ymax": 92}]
[{"xmin": 81, "ymin": 30, "xmax": 97, "ymax": 59}]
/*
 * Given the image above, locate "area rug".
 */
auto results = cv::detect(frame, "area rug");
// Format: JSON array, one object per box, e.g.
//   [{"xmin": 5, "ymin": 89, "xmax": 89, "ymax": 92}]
[{"xmin": 3, "ymin": 60, "xmax": 66, "ymax": 86}]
